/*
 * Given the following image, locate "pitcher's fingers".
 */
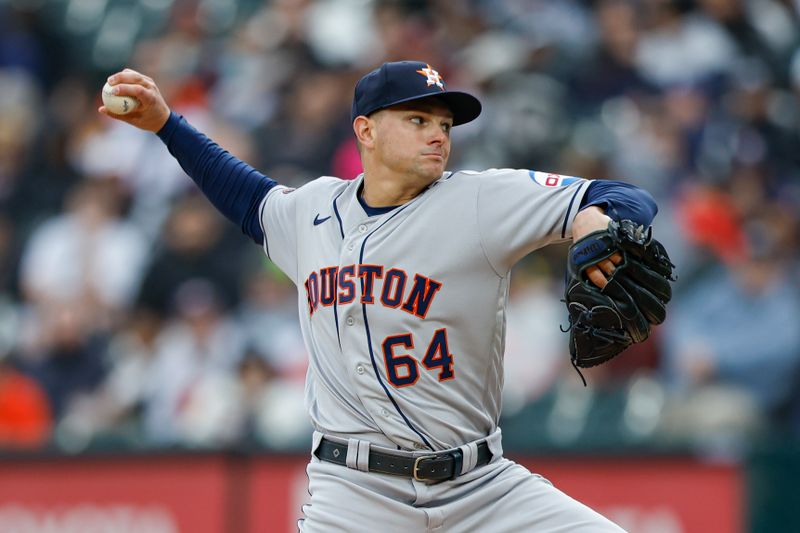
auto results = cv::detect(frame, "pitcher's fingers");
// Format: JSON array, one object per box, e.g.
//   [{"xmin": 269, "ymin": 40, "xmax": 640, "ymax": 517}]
[
  {"xmin": 610, "ymin": 252, "xmax": 623, "ymax": 265},
  {"xmin": 598, "ymin": 258, "xmax": 617, "ymax": 277},
  {"xmin": 585, "ymin": 265, "xmax": 608, "ymax": 289},
  {"xmin": 106, "ymin": 82, "xmax": 148, "ymax": 100},
  {"xmin": 98, "ymin": 105, "xmax": 142, "ymax": 121},
  {"xmin": 98, "ymin": 105, "xmax": 125, "ymax": 117},
  {"xmin": 107, "ymin": 69, "xmax": 154, "ymax": 88}
]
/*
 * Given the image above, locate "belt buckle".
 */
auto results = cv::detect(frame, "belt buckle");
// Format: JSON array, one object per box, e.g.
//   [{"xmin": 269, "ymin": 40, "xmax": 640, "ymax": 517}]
[{"xmin": 412, "ymin": 455, "xmax": 437, "ymax": 481}]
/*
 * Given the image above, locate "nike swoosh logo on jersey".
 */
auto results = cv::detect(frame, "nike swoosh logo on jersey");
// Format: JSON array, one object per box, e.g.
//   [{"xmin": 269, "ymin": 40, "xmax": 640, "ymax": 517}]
[{"xmin": 313, "ymin": 214, "xmax": 332, "ymax": 226}]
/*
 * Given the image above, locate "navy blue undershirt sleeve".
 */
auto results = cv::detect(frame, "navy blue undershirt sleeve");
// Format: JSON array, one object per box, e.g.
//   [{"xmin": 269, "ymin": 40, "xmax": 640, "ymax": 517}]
[
  {"xmin": 579, "ymin": 180, "xmax": 657, "ymax": 227},
  {"xmin": 156, "ymin": 111, "xmax": 277, "ymax": 244}
]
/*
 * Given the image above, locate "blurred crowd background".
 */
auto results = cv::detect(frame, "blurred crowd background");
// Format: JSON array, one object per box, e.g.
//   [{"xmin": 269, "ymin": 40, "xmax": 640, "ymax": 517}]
[{"xmin": 1, "ymin": 0, "xmax": 800, "ymax": 459}]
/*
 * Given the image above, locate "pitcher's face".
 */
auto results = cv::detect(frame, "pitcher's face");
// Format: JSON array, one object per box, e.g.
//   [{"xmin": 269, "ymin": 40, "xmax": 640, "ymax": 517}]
[{"xmin": 371, "ymin": 98, "xmax": 454, "ymax": 184}]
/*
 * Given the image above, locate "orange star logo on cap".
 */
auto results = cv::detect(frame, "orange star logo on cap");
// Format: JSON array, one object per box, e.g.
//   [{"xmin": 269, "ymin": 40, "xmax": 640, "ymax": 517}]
[{"xmin": 416, "ymin": 64, "xmax": 445, "ymax": 90}]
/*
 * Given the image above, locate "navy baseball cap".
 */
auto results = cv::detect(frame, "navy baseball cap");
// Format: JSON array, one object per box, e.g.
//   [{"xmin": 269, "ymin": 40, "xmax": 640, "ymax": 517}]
[{"xmin": 351, "ymin": 61, "xmax": 482, "ymax": 126}]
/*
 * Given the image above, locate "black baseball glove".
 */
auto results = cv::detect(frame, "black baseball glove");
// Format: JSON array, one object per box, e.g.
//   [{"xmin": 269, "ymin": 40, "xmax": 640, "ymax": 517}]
[{"xmin": 564, "ymin": 219, "xmax": 674, "ymax": 378}]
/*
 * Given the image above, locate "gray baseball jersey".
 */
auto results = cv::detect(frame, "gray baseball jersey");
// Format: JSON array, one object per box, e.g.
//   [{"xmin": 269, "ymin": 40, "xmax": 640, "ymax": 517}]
[{"xmin": 259, "ymin": 168, "xmax": 590, "ymax": 451}]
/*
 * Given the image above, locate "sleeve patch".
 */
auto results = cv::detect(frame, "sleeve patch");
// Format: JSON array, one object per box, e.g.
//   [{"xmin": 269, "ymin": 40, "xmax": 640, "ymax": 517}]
[{"xmin": 529, "ymin": 171, "xmax": 579, "ymax": 187}]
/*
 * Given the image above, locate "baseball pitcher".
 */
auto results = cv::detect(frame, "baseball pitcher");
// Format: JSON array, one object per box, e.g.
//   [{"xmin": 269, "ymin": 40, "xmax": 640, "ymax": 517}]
[{"xmin": 101, "ymin": 61, "xmax": 673, "ymax": 532}]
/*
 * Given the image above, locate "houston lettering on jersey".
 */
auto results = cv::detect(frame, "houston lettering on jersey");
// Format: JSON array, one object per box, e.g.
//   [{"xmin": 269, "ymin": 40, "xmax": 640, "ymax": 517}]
[{"xmin": 304, "ymin": 265, "xmax": 442, "ymax": 319}]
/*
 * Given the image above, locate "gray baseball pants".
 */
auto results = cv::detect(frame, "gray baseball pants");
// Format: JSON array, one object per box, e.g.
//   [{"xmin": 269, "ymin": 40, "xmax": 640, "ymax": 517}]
[{"xmin": 298, "ymin": 431, "xmax": 626, "ymax": 532}]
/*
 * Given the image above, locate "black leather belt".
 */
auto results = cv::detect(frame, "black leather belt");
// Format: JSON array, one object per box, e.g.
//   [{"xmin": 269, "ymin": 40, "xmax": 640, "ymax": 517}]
[{"xmin": 315, "ymin": 437, "xmax": 492, "ymax": 482}]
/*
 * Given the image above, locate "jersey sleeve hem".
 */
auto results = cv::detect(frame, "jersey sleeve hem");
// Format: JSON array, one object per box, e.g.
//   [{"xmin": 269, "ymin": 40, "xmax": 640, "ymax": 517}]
[
  {"xmin": 260, "ymin": 184, "xmax": 301, "ymax": 283},
  {"xmin": 258, "ymin": 192, "xmax": 271, "ymax": 259},
  {"xmin": 561, "ymin": 179, "xmax": 593, "ymax": 241}
]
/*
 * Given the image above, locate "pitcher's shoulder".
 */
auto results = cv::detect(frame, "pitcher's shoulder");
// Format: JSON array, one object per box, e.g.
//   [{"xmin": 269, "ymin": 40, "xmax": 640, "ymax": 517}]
[
  {"xmin": 276, "ymin": 175, "xmax": 356, "ymax": 199},
  {"xmin": 447, "ymin": 168, "xmax": 529, "ymax": 181}
]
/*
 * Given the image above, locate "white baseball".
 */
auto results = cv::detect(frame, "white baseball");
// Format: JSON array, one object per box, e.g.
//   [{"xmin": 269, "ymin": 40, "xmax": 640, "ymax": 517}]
[{"xmin": 102, "ymin": 82, "xmax": 139, "ymax": 115}]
